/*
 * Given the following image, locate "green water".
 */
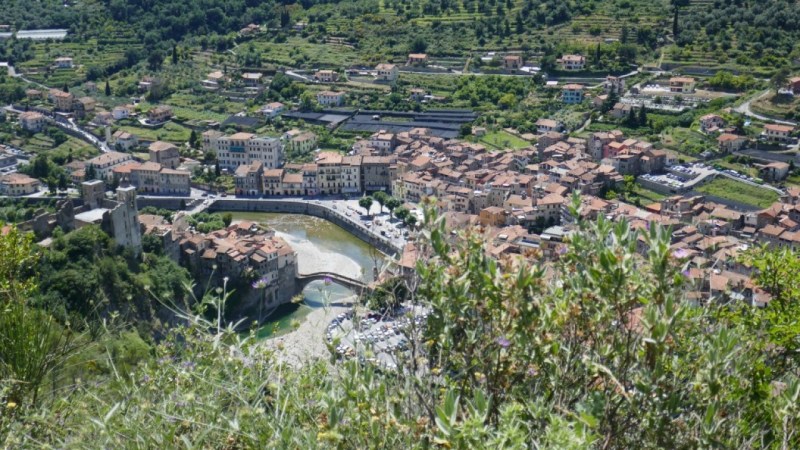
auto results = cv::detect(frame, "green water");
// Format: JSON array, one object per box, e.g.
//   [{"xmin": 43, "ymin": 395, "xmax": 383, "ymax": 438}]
[{"xmin": 230, "ymin": 212, "xmax": 384, "ymax": 338}]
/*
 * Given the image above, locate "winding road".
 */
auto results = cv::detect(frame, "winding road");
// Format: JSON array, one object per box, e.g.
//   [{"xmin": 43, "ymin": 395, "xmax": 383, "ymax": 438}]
[
  {"xmin": 3, "ymin": 63, "xmax": 111, "ymax": 154},
  {"xmin": 734, "ymin": 90, "xmax": 798, "ymax": 127}
]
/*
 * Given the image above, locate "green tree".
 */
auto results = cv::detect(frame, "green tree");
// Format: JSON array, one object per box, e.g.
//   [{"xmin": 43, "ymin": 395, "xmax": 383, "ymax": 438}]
[
  {"xmin": 498, "ymin": 93, "xmax": 517, "ymax": 109},
  {"xmin": 404, "ymin": 214, "xmax": 417, "ymax": 228},
  {"xmin": 57, "ymin": 172, "xmax": 68, "ymax": 192},
  {"xmin": 299, "ymin": 91, "xmax": 316, "ymax": 111},
  {"xmin": 222, "ymin": 212, "xmax": 233, "ymax": 228},
  {"xmin": 394, "ymin": 206, "xmax": 409, "ymax": 223},
  {"xmin": 0, "ymin": 227, "xmax": 84, "ymax": 407},
  {"xmin": 373, "ymin": 191, "xmax": 389, "ymax": 213},
  {"xmin": 385, "ymin": 197, "xmax": 401, "ymax": 219},
  {"xmin": 409, "ymin": 36, "xmax": 427, "ymax": 54},
  {"xmin": 30, "ymin": 154, "xmax": 50, "ymax": 179},
  {"xmin": 147, "ymin": 50, "xmax": 164, "ymax": 71},
  {"xmin": 85, "ymin": 164, "xmax": 96, "ymax": 181},
  {"xmin": 358, "ymin": 195, "xmax": 374, "ymax": 216},
  {"xmin": 771, "ymin": 66, "xmax": 790, "ymax": 94},
  {"xmin": 189, "ymin": 129, "xmax": 199, "ymax": 149},
  {"xmin": 626, "ymin": 107, "xmax": 638, "ymax": 127},
  {"xmin": 671, "ymin": 0, "xmax": 690, "ymax": 39},
  {"xmin": 638, "ymin": 106, "xmax": 648, "ymax": 128},
  {"xmin": 602, "ymin": 86, "xmax": 618, "ymax": 113},
  {"xmin": 104, "ymin": 80, "xmax": 111, "ymax": 96},
  {"xmin": 622, "ymin": 174, "xmax": 636, "ymax": 198}
]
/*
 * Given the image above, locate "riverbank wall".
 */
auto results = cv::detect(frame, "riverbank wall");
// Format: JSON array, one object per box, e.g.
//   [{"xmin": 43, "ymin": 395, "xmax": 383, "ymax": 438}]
[
  {"xmin": 207, "ymin": 199, "xmax": 401, "ymax": 257},
  {"xmin": 21, "ymin": 195, "xmax": 404, "ymax": 257}
]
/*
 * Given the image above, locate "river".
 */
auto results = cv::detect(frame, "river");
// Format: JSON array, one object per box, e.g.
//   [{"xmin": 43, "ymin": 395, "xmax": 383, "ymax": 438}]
[{"xmin": 230, "ymin": 212, "xmax": 385, "ymax": 338}]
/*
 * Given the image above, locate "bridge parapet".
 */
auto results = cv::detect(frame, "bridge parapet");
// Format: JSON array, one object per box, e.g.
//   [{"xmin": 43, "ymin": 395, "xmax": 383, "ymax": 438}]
[{"xmin": 295, "ymin": 272, "xmax": 369, "ymax": 293}]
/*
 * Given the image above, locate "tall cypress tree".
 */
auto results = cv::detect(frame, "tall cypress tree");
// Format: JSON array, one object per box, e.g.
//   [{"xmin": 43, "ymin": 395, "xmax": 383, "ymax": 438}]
[{"xmin": 638, "ymin": 106, "xmax": 648, "ymax": 128}]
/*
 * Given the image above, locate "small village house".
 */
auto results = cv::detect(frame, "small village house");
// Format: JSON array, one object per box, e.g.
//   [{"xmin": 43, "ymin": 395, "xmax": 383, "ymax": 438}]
[
  {"xmin": 375, "ymin": 64, "xmax": 399, "ymax": 82},
  {"xmin": 562, "ymin": 84, "xmax": 584, "ymax": 104},
  {"xmin": 669, "ymin": 77, "xmax": 696, "ymax": 94},
  {"xmin": 503, "ymin": 55, "xmax": 523, "ymax": 71},
  {"xmin": 558, "ymin": 54, "xmax": 585, "ymax": 71}
]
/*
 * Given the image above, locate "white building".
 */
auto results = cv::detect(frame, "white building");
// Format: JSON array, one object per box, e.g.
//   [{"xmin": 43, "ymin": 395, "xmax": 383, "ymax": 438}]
[
  {"xmin": 0, "ymin": 173, "xmax": 40, "ymax": 196},
  {"xmin": 54, "ymin": 57, "xmax": 73, "ymax": 68},
  {"xmin": 202, "ymin": 131, "xmax": 284, "ymax": 171},
  {"xmin": 375, "ymin": 63, "xmax": 399, "ymax": 82},
  {"xmin": 88, "ymin": 151, "xmax": 133, "ymax": 180},
  {"xmin": 260, "ymin": 102, "xmax": 285, "ymax": 119},
  {"xmin": 316, "ymin": 91, "xmax": 346, "ymax": 107},
  {"xmin": 558, "ymin": 55, "xmax": 585, "ymax": 71},
  {"xmin": 112, "ymin": 105, "xmax": 134, "ymax": 120}
]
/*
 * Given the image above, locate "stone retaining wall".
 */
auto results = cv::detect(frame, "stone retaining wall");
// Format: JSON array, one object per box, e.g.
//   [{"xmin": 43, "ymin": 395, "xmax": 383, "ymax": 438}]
[{"xmin": 209, "ymin": 198, "xmax": 401, "ymax": 256}]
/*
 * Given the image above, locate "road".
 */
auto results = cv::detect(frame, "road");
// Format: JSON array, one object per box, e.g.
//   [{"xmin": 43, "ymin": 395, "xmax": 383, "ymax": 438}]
[
  {"xmin": 734, "ymin": 90, "xmax": 798, "ymax": 127},
  {"xmin": 4, "ymin": 104, "xmax": 111, "ymax": 153},
  {"xmin": 4, "ymin": 63, "xmax": 112, "ymax": 154}
]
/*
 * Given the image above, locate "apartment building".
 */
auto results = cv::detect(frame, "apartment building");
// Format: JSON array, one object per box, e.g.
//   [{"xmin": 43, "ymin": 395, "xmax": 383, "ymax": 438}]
[
  {"xmin": 202, "ymin": 130, "xmax": 284, "ymax": 171},
  {"xmin": 234, "ymin": 161, "xmax": 264, "ymax": 196},
  {"xmin": 316, "ymin": 152, "xmax": 344, "ymax": 195},
  {"xmin": 88, "ymin": 151, "xmax": 133, "ymax": 180}
]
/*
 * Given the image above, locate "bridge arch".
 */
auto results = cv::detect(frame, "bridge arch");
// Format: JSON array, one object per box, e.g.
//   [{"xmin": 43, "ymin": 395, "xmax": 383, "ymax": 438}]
[{"xmin": 295, "ymin": 271, "xmax": 370, "ymax": 293}]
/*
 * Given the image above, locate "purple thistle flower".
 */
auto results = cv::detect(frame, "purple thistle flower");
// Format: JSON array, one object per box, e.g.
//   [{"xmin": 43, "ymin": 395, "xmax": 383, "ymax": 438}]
[
  {"xmin": 182, "ymin": 360, "xmax": 196, "ymax": 371},
  {"xmin": 557, "ymin": 245, "xmax": 567, "ymax": 255},
  {"xmin": 323, "ymin": 276, "xmax": 333, "ymax": 286},
  {"xmin": 495, "ymin": 336, "xmax": 511, "ymax": 348},
  {"xmin": 672, "ymin": 248, "xmax": 690, "ymax": 259},
  {"xmin": 252, "ymin": 277, "xmax": 269, "ymax": 289},
  {"xmin": 682, "ymin": 269, "xmax": 691, "ymax": 278},
  {"xmin": 526, "ymin": 367, "xmax": 538, "ymax": 377}
]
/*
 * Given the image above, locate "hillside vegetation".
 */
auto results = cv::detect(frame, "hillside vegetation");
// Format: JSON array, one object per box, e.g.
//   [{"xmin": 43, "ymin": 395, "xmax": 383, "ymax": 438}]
[
  {"xmin": 1, "ymin": 202, "xmax": 799, "ymax": 448},
  {"xmin": 1, "ymin": 0, "xmax": 798, "ymax": 77}
]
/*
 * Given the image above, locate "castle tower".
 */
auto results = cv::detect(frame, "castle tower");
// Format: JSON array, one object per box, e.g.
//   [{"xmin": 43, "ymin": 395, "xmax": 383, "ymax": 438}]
[
  {"xmin": 112, "ymin": 186, "xmax": 142, "ymax": 254},
  {"xmin": 81, "ymin": 179, "xmax": 105, "ymax": 209}
]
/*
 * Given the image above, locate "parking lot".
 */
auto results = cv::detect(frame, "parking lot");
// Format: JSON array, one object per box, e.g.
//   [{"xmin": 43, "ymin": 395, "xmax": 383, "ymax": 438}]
[
  {"xmin": 327, "ymin": 198, "xmax": 413, "ymax": 249},
  {"xmin": 326, "ymin": 305, "xmax": 429, "ymax": 371}
]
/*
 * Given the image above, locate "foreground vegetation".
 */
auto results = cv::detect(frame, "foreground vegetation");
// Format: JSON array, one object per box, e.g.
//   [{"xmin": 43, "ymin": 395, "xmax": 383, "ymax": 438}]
[{"xmin": 2, "ymin": 198, "xmax": 799, "ymax": 448}]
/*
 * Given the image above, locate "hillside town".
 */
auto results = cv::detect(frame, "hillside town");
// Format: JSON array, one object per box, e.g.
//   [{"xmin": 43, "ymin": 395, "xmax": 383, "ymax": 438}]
[{"xmin": 1, "ymin": 34, "xmax": 799, "ymax": 319}]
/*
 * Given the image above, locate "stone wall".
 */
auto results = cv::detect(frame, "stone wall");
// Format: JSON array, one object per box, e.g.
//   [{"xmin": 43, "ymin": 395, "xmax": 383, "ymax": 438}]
[
  {"xmin": 208, "ymin": 198, "xmax": 401, "ymax": 256},
  {"xmin": 136, "ymin": 197, "xmax": 194, "ymax": 210}
]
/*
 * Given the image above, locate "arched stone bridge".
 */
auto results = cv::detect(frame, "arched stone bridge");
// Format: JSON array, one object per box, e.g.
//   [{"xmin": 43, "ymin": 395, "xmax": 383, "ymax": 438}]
[{"xmin": 295, "ymin": 272, "xmax": 369, "ymax": 293}]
